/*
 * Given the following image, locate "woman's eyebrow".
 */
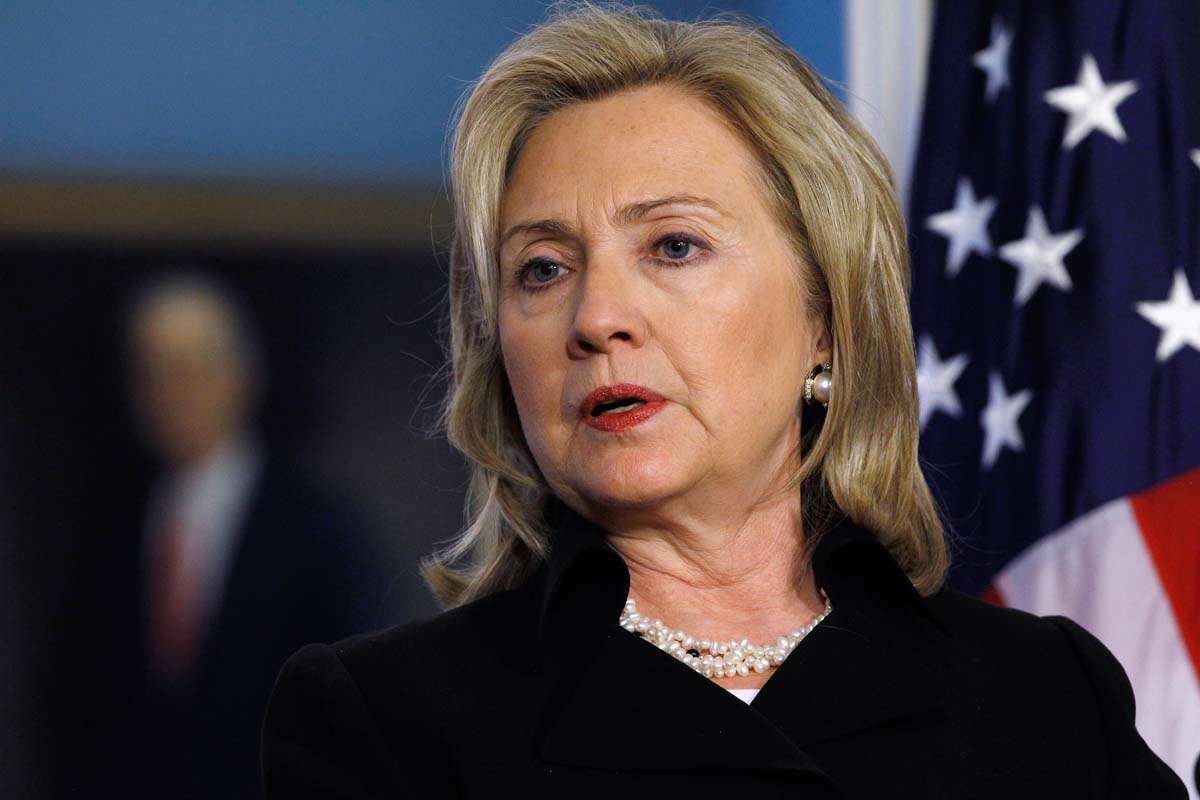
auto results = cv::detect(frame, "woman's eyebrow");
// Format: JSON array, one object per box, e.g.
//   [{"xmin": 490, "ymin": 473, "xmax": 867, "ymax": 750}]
[
  {"xmin": 500, "ymin": 195, "xmax": 728, "ymax": 248},
  {"xmin": 612, "ymin": 194, "xmax": 728, "ymax": 225},
  {"xmin": 499, "ymin": 219, "xmax": 574, "ymax": 249}
]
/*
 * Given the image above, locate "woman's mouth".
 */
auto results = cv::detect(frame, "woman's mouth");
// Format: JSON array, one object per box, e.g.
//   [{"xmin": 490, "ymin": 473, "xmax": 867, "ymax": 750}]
[
  {"xmin": 591, "ymin": 398, "xmax": 647, "ymax": 416},
  {"xmin": 580, "ymin": 384, "xmax": 667, "ymax": 432}
]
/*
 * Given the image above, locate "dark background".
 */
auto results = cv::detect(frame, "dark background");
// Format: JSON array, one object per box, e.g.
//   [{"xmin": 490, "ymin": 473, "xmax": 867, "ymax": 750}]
[{"xmin": 0, "ymin": 237, "xmax": 470, "ymax": 793}]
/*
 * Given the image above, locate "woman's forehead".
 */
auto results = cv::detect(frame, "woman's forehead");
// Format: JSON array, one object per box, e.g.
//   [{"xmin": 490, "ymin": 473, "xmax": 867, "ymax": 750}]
[{"xmin": 499, "ymin": 85, "xmax": 765, "ymax": 230}]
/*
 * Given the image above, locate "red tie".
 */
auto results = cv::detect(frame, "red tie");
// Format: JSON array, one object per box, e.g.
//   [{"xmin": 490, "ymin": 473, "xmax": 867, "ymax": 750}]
[{"xmin": 148, "ymin": 512, "xmax": 201, "ymax": 683}]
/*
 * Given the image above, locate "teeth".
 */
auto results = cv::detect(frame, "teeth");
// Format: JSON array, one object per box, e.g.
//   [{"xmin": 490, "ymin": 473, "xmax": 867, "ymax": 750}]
[{"xmin": 596, "ymin": 399, "xmax": 647, "ymax": 416}]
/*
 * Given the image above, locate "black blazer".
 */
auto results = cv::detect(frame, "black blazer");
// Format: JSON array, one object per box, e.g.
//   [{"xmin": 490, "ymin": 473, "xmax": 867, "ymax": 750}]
[{"xmin": 261, "ymin": 502, "xmax": 1187, "ymax": 798}]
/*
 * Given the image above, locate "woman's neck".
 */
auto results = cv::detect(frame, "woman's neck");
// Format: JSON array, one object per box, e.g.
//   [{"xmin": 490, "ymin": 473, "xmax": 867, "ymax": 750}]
[{"xmin": 601, "ymin": 489, "xmax": 826, "ymax": 690}]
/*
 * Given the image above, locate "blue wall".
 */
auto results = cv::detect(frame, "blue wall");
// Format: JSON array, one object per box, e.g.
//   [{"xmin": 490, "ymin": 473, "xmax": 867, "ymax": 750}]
[{"xmin": 0, "ymin": 1, "xmax": 842, "ymax": 182}]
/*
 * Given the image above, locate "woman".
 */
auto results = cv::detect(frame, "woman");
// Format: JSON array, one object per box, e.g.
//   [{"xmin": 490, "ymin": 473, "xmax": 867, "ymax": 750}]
[{"xmin": 262, "ymin": 5, "xmax": 1186, "ymax": 797}]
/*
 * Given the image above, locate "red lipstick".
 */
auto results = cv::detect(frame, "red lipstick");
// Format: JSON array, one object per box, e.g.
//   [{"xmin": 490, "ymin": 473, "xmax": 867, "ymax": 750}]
[{"xmin": 580, "ymin": 384, "xmax": 667, "ymax": 432}]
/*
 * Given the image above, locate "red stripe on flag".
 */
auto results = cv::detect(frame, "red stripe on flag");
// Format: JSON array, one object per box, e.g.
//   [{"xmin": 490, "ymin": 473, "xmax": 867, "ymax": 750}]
[
  {"xmin": 1130, "ymin": 466, "xmax": 1200, "ymax": 683},
  {"xmin": 980, "ymin": 581, "xmax": 1007, "ymax": 606}
]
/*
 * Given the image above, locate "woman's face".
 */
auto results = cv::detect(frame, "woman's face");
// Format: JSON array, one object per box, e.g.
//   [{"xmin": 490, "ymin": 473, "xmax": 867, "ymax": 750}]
[{"xmin": 497, "ymin": 84, "xmax": 828, "ymax": 517}]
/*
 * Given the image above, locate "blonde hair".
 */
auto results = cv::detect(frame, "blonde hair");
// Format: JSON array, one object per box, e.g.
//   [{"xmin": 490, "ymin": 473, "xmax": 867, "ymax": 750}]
[{"xmin": 420, "ymin": 2, "xmax": 948, "ymax": 607}]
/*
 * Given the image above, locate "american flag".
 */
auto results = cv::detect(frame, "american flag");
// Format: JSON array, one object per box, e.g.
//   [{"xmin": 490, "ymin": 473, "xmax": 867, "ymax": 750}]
[{"xmin": 907, "ymin": 1, "xmax": 1200, "ymax": 792}]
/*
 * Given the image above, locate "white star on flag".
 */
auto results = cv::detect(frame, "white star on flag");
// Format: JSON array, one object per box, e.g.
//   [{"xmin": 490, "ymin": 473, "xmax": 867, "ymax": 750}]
[
  {"xmin": 916, "ymin": 335, "xmax": 970, "ymax": 430},
  {"xmin": 981, "ymin": 372, "xmax": 1033, "ymax": 469},
  {"xmin": 1044, "ymin": 53, "xmax": 1138, "ymax": 150},
  {"xmin": 926, "ymin": 177, "xmax": 996, "ymax": 277},
  {"xmin": 972, "ymin": 15, "xmax": 1011, "ymax": 103},
  {"xmin": 1135, "ymin": 269, "xmax": 1200, "ymax": 363},
  {"xmin": 997, "ymin": 207, "xmax": 1084, "ymax": 307},
  {"xmin": 1192, "ymin": 149, "xmax": 1200, "ymax": 170}
]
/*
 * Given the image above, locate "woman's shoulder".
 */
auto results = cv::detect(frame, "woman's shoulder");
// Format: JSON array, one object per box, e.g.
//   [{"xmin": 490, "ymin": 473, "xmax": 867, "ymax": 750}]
[
  {"xmin": 926, "ymin": 585, "xmax": 1127, "ymax": 680},
  {"xmin": 263, "ymin": 581, "xmax": 544, "ymax": 795},
  {"xmin": 927, "ymin": 586, "xmax": 1111, "ymax": 654},
  {"xmin": 923, "ymin": 588, "xmax": 1141, "ymax": 744},
  {"xmin": 920, "ymin": 586, "xmax": 1188, "ymax": 794},
  {"xmin": 276, "ymin": 579, "xmax": 542, "ymax": 707},
  {"xmin": 349, "ymin": 579, "xmax": 539, "ymax": 663},
  {"xmin": 926, "ymin": 584, "xmax": 1068, "ymax": 637}
]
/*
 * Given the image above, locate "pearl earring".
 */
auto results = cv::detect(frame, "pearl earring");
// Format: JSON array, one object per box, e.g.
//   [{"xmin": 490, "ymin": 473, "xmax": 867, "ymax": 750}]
[{"xmin": 804, "ymin": 363, "xmax": 832, "ymax": 407}]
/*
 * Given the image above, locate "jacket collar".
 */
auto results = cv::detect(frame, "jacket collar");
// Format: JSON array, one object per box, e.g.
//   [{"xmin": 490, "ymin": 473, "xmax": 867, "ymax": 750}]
[
  {"xmin": 531, "ymin": 499, "xmax": 951, "ymax": 784},
  {"xmin": 535, "ymin": 498, "xmax": 946, "ymax": 639}
]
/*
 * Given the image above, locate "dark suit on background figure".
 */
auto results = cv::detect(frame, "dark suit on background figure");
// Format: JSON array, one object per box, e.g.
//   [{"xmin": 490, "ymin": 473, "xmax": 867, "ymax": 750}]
[{"xmin": 137, "ymin": 433, "xmax": 379, "ymax": 798}]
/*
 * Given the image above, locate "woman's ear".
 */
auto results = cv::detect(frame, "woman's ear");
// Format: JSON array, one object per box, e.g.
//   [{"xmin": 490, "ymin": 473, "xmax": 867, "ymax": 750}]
[{"xmin": 809, "ymin": 315, "xmax": 833, "ymax": 367}]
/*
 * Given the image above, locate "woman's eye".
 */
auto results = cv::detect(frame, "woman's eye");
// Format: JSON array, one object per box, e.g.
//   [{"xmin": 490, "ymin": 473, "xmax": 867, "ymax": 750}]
[
  {"xmin": 530, "ymin": 261, "xmax": 560, "ymax": 282},
  {"xmin": 515, "ymin": 258, "xmax": 565, "ymax": 290},
  {"xmin": 660, "ymin": 237, "xmax": 693, "ymax": 260},
  {"xmin": 515, "ymin": 235, "xmax": 706, "ymax": 291}
]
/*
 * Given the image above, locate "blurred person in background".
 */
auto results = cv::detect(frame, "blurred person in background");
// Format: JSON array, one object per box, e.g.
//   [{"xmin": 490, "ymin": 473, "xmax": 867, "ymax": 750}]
[{"xmin": 123, "ymin": 270, "xmax": 380, "ymax": 798}]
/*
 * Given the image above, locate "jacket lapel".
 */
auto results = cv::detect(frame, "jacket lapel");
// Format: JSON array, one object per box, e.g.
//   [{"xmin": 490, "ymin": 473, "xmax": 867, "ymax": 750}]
[
  {"xmin": 530, "ymin": 503, "xmax": 950, "ymax": 781},
  {"xmin": 753, "ymin": 518, "xmax": 952, "ymax": 748},
  {"xmin": 752, "ymin": 604, "xmax": 948, "ymax": 749},
  {"xmin": 538, "ymin": 623, "xmax": 830, "ymax": 778}
]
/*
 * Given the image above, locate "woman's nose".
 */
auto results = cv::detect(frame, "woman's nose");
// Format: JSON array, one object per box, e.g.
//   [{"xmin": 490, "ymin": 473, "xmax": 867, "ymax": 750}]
[{"xmin": 567, "ymin": 263, "xmax": 647, "ymax": 358}]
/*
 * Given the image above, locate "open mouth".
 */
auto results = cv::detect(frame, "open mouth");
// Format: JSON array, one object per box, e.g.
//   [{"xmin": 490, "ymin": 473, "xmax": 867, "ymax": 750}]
[
  {"xmin": 590, "ymin": 398, "xmax": 648, "ymax": 417},
  {"xmin": 579, "ymin": 384, "xmax": 666, "ymax": 431}
]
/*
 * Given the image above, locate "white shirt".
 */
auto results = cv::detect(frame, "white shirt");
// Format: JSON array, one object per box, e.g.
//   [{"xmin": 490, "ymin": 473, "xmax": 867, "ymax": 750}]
[
  {"xmin": 727, "ymin": 688, "xmax": 760, "ymax": 705},
  {"xmin": 143, "ymin": 432, "xmax": 264, "ymax": 633}
]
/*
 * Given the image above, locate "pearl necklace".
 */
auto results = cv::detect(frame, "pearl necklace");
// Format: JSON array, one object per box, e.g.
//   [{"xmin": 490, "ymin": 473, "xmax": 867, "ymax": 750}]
[{"xmin": 618, "ymin": 592, "xmax": 833, "ymax": 680}]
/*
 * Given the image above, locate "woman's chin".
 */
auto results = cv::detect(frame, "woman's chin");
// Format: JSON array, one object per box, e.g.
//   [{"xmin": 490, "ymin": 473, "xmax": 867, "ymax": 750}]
[{"xmin": 571, "ymin": 454, "xmax": 695, "ymax": 511}]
